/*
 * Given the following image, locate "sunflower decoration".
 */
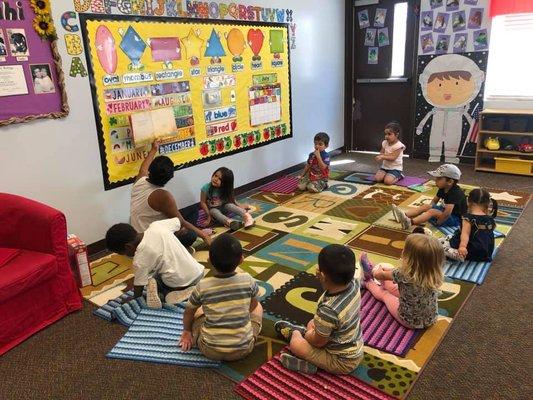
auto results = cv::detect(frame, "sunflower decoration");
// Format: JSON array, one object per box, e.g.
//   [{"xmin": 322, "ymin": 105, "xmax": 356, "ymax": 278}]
[
  {"xmin": 30, "ymin": 0, "xmax": 51, "ymax": 16},
  {"xmin": 33, "ymin": 14, "xmax": 57, "ymax": 40}
]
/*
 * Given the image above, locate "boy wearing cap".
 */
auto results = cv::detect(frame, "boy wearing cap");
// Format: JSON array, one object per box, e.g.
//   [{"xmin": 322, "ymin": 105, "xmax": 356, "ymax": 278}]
[{"xmin": 392, "ymin": 164, "xmax": 466, "ymax": 230}]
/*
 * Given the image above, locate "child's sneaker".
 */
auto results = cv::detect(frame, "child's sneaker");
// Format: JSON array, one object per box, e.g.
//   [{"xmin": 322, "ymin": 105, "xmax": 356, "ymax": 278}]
[
  {"xmin": 243, "ymin": 213, "xmax": 255, "ymax": 229},
  {"xmin": 280, "ymin": 353, "xmax": 317, "ymax": 374},
  {"xmin": 146, "ymin": 278, "xmax": 162, "ymax": 309},
  {"xmin": 228, "ymin": 219, "xmax": 243, "ymax": 231},
  {"xmin": 396, "ymin": 207, "xmax": 412, "ymax": 230},
  {"xmin": 359, "ymin": 252, "xmax": 374, "ymax": 282},
  {"xmin": 274, "ymin": 320, "xmax": 306, "ymax": 341},
  {"xmin": 165, "ymin": 286, "xmax": 196, "ymax": 304}
]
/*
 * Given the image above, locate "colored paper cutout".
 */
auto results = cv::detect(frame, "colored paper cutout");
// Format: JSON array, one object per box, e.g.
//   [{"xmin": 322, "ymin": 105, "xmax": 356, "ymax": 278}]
[
  {"xmin": 204, "ymin": 28, "xmax": 226, "ymax": 58},
  {"xmin": 181, "ymin": 28, "xmax": 204, "ymax": 61},
  {"xmin": 226, "ymin": 28, "xmax": 246, "ymax": 59},
  {"xmin": 61, "ymin": 11, "xmax": 79, "ymax": 32},
  {"xmin": 69, "ymin": 56, "xmax": 88, "ymax": 77},
  {"xmin": 64, "ymin": 34, "xmax": 83, "ymax": 55},
  {"xmin": 149, "ymin": 37, "xmax": 181, "ymax": 62},
  {"xmin": 95, "ymin": 25, "xmax": 117, "ymax": 74},
  {"xmin": 119, "ymin": 26, "xmax": 147, "ymax": 69},
  {"xmin": 269, "ymin": 29, "xmax": 284, "ymax": 54},
  {"xmin": 247, "ymin": 28, "xmax": 264, "ymax": 58}
]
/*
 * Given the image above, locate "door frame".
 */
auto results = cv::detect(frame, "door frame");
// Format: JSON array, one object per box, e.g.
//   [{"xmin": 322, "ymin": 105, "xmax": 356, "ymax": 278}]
[{"xmin": 344, "ymin": 0, "xmax": 421, "ymax": 153}]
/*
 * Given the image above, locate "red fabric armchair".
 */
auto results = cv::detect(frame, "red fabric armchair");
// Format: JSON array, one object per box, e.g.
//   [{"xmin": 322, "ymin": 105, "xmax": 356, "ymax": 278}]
[{"xmin": 0, "ymin": 193, "xmax": 82, "ymax": 356}]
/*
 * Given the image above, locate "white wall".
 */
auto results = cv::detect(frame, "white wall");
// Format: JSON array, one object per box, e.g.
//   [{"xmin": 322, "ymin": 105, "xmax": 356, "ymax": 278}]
[{"xmin": 0, "ymin": 0, "xmax": 345, "ymax": 244}]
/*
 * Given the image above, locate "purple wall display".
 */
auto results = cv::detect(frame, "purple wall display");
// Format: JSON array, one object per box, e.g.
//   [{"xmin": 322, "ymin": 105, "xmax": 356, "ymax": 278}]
[{"xmin": 0, "ymin": 0, "xmax": 68, "ymax": 126}]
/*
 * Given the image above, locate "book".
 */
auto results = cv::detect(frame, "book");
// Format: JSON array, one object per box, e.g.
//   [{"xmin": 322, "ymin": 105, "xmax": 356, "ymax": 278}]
[{"xmin": 129, "ymin": 107, "xmax": 177, "ymax": 146}]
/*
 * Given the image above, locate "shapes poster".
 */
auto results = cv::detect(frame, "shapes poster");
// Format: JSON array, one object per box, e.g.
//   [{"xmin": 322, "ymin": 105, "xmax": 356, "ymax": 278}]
[
  {"xmin": 418, "ymin": 0, "xmax": 490, "ymax": 55},
  {"xmin": 80, "ymin": 15, "xmax": 292, "ymax": 190}
]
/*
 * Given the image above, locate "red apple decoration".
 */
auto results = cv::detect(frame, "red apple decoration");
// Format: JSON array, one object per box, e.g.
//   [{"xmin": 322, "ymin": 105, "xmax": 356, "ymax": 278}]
[
  {"xmin": 263, "ymin": 129, "xmax": 270, "ymax": 140},
  {"xmin": 216, "ymin": 140, "xmax": 224, "ymax": 152},
  {"xmin": 200, "ymin": 143, "xmax": 209, "ymax": 156}
]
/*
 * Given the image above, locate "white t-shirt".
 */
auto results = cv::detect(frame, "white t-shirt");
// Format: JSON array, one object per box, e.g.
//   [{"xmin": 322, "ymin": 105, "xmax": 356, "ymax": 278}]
[
  {"xmin": 381, "ymin": 140, "xmax": 405, "ymax": 171},
  {"xmin": 130, "ymin": 177, "xmax": 169, "ymax": 232},
  {"xmin": 132, "ymin": 218, "xmax": 204, "ymax": 288}
]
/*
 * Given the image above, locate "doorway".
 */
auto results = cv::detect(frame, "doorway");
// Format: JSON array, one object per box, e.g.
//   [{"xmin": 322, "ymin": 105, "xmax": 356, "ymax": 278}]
[{"xmin": 345, "ymin": 0, "xmax": 419, "ymax": 154}]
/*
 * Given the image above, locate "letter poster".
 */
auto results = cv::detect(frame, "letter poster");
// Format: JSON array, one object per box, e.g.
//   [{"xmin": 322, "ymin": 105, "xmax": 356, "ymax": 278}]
[{"xmin": 80, "ymin": 14, "xmax": 292, "ymax": 190}]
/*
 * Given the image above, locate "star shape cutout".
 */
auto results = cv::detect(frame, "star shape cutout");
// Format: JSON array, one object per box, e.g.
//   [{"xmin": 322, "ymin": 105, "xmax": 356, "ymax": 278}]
[
  {"xmin": 181, "ymin": 28, "xmax": 204, "ymax": 60},
  {"xmin": 489, "ymin": 191, "xmax": 522, "ymax": 203}
]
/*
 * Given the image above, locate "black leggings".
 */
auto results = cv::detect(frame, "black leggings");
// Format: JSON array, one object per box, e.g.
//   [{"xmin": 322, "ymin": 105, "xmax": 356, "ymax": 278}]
[{"xmin": 174, "ymin": 208, "xmax": 199, "ymax": 248}]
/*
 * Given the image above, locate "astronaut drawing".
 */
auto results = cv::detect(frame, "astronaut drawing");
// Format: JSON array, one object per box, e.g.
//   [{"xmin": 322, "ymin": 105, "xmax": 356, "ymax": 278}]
[{"xmin": 416, "ymin": 54, "xmax": 485, "ymax": 163}]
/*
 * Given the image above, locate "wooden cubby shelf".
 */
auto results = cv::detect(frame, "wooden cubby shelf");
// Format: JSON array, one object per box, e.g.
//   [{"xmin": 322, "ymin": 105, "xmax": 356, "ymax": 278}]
[{"xmin": 475, "ymin": 109, "xmax": 533, "ymax": 177}]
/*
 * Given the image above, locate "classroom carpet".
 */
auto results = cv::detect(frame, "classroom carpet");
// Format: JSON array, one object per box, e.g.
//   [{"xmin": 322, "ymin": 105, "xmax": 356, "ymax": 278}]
[{"xmin": 85, "ymin": 164, "xmax": 531, "ymax": 400}]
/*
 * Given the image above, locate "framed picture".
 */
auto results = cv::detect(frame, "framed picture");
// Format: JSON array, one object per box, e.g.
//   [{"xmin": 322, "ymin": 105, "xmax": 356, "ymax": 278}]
[{"xmin": 29, "ymin": 64, "xmax": 56, "ymax": 94}]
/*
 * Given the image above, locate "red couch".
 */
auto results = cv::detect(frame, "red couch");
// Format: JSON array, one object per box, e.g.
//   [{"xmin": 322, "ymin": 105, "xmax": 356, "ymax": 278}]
[{"xmin": 0, "ymin": 193, "xmax": 82, "ymax": 356}]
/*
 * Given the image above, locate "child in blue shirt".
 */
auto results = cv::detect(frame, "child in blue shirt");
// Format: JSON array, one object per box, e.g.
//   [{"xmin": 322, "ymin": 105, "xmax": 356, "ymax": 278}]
[{"xmin": 298, "ymin": 132, "xmax": 331, "ymax": 193}]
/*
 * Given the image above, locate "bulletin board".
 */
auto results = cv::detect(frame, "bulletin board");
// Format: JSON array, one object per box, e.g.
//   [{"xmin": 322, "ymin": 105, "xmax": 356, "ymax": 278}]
[
  {"xmin": 79, "ymin": 14, "xmax": 292, "ymax": 190},
  {"xmin": 0, "ymin": 0, "xmax": 69, "ymax": 126}
]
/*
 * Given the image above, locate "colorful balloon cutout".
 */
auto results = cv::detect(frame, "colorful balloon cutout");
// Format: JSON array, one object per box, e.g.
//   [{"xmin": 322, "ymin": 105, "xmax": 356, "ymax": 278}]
[
  {"xmin": 270, "ymin": 30, "xmax": 284, "ymax": 54},
  {"xmin": 247, "ymin": 29, "xmax": 264, "ymax": 57},
  {"xmin": 226, "ymin": 28, "xmax": 245, "ymax": 57},
  {"xmin": 204, "ymin": 29, "xmax": 226, "ymax": 57},
  {"xmin": 95, "ymin": 25, "xmax": 117, "ymax": 74}
]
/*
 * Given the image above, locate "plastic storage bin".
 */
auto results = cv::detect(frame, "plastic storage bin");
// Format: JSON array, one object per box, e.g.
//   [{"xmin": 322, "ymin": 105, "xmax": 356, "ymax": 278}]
[{"xmin": 494, "ymin": 157, "xmax": 533, "ymax": 175}]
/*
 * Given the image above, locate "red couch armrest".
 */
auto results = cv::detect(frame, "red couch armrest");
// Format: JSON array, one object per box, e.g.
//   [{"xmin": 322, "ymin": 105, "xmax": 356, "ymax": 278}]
[{"xmin": 0, "ymin": 193, "xmax": 67, "ymax": 258}]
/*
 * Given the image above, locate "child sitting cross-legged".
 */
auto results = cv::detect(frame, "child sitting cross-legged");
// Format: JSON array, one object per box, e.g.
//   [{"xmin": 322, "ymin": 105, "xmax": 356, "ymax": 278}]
[
  {"xmin": 274, "ymin": 244, "xmax": 364, "ymax": 375},
  {"xmin": 179, "ymin": 233, "xmax": 263, "ymax": 361},
  {"xmin": 439, "ymin": 188, "xmax": 497, "ymax": 262},
  {"xmin": 359, "ymin": 233, "xmax": 444, "ymax": 329}
]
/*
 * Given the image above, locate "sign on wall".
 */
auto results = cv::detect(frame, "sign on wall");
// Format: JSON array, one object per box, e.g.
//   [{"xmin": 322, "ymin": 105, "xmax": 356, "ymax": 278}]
[{"xmin": 79, "ymin": 14, "xmax": 292, "ymax": 189}]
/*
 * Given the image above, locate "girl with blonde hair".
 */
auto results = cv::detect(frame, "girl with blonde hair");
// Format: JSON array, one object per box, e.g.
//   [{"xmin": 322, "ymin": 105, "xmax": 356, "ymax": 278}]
[{"xmin": 359, "ymin": 234, "xmax": 444, "ymax": 329}]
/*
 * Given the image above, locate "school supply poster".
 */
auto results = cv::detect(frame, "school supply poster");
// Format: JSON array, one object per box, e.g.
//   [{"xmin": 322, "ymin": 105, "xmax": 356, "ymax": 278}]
[{"xmin": 79, "ymin": 14, "xmax": 292, "ymax": 190}]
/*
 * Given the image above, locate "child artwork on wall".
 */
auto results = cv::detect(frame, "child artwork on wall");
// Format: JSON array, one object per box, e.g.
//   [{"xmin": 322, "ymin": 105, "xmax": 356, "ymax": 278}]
[
  {"xmin": 415, "ymin": 54, "xmax": 485, "ymax": 163},
  {"xmin": 433, "ymin": 13, "xmax": 449, "ymax": 33},
  {"xmin": 430, "ymin": 0, "xmax": 444, "ymax": 9},
  {"xmin": 446, "ymin": 0, "xmax": 460, "ymax": 12},
  {"xmin": 378, "ymin": 28, "xmax": 390, "ymax": 47},
  {"xmin": 464, "ymin": 0, "xmax": 478, "ymax": 5},
  {"xmin": 374, "ymin": 8, "xmax": 387, "ymax": 28},
  {"xmin": 421, "ymin": 33, "xmax": 435, "ymax": 54},
  {"xmin": 435, "ymin": 35, "xmax": 450, "ymax": 54},
  {"xmin": 452, "ymin": 33, "xmax": 468, "ymax": 53},
  {"xmin": 358, "ymin": 9, "xmax": 370, "ymax": 29},
  {"xmin": 421, "ymin": 11, "xmax": 434, "ymax": 31},
  {"xmin": 364, "ymin": 28, "xmax": 376, "ymax": 46},
  {"xmin": 368, "ymin": 47, "xmax": 378, "ymax": 64},
  {"xmin": 452, "ymin": 10, "xmax": 466, "ymax": 32},
  {"xmin": 0, "ymin": 30, "xmax": 6, "ymax": 61},
  {"xmin": 473, "ymin": 29, "xmax": 488, "ymax": 51},
  {"xmin": 468, "ymin": 8, "xmax": 483, "ymax": 29}
]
